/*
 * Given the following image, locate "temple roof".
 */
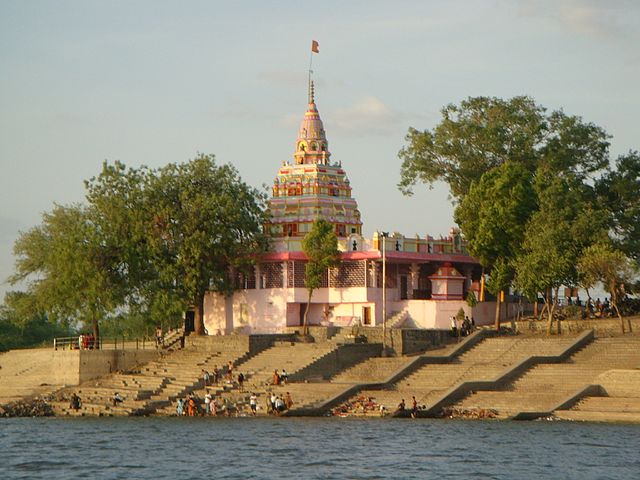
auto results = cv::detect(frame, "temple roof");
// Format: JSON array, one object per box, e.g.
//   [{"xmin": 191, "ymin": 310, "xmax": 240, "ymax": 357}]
[{"xmin": 293, "ymin": 82, "xmax": 330, "ymax": 165}]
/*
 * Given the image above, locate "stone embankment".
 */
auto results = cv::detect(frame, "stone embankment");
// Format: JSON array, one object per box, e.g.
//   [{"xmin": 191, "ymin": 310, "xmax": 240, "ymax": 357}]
[{"xmin": 3, "ymin": 318, "xmax": 640, "ymax": 421}]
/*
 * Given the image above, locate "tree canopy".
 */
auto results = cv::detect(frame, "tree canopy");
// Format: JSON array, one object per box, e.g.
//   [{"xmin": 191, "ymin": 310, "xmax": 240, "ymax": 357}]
[
  {"xmin": 399, "ymin": 95, "xmax": 634, "ymax": 330},
  {"xmin": 301, "ymin": 219, "xmax": 341, "ymax": 337},
  {"xmin": 9, "ymin": 153, "xmax": 267, "ymax": 340}
]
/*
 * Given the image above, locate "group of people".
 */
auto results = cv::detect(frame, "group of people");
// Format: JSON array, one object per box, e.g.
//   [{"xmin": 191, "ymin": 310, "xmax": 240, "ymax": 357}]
[
  {"xmin": 202, "ymin": 362, "xmax": 245, "ymax": 390},
  {"xmin": 77, "ymin": 333, "xmax": 96, "ymax": 350},
  {"xmin": 266, "ymin": 391, "xmax": 294, "ymax": 415},
  {"xmin": 272, "ymin": 369, "xmax": 288, "ymax": 385},
  {"xmin": 395, "ymin": 395, "xmax": 420, "ymax": 418},
  {"xmin": 450, "ymin": 316, "xmax": 475, "ymax": 337}
]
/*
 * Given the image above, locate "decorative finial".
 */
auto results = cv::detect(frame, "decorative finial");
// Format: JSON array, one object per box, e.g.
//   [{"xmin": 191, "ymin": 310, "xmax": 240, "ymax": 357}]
[{"xmin": 309, "ymin": 80, "xmax": 315, "ymax": 104}]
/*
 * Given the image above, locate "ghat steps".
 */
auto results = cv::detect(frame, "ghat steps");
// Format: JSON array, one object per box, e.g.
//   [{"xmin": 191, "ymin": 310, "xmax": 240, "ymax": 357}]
[{"xmin": 455, "ymin": 336, "xmax": 640, "ymax": 419}]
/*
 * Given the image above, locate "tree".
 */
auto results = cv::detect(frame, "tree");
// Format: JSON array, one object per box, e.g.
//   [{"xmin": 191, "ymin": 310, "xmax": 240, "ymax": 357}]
[
  {"xmin": 10, "ymin": 204, "xmax": 122, "ymax": 342},
  {"xmin": 399, "ymin": 96, "xmax": 609, "ymax": 202},
  {"xmin": 578, "ymin": 243, "xmax": 636, "ymax": 333},
  {"xmin": 301, "ymin": 220, "xmax": 341, "ymax": 337},
  {"xmin": 398, "ymin": 96, "xmax": 546, "ymax": 199},
  {"xmin": 142, "ymin": 154, "xmax": 267, "ymax": 335},
  {"xmin": 454, "ymin": 162, "xmax": 537, "ymax": 330},
  {"xmin": 515, "ymin": 170, "xmax": 608, "ymax": 334},
  {"xmin": 596, "ymin": 151, "xmax": 640, "ymax": 265}
]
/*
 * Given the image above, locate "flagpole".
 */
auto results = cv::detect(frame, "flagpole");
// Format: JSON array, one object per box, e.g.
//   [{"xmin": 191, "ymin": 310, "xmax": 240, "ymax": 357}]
[{"xmin": 308, "ymin": 49, "xmax": 314, "ymax": 103}]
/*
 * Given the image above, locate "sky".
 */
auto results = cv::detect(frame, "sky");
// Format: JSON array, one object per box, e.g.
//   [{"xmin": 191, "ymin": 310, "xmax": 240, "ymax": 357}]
[{"xmin": 1, "ymin": 0, "xmax": 639, "ymax": 300}]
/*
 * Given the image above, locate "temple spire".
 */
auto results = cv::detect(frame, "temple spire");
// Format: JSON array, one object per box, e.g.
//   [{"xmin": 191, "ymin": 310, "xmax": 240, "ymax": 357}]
[{"xmin": 309, "ymin": 80, "xmax": 315, "ymax": 104}]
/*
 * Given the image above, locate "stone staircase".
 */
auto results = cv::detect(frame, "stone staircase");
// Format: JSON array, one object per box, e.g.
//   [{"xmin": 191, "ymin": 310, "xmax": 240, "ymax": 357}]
[
  {"xmin": 339, "ymin": 335, "xmax": 578, "ymax": 417},
  {"xmin": 455, "ymin": 336, "xmax": 640, "ymax": 419},
  {"xmin": 554, "ymin": 369, "xmax": 640, "ymax": 422},
  {"xmin": 236, "ymin": 342, "xmax": 339, "ymax": 388},
  {"xmin": 50, "ymin": 346, "xmax": 248, "ymax": 416}
]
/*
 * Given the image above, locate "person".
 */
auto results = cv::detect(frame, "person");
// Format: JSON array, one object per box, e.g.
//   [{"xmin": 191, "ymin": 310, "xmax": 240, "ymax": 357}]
[
  {"xmin": 273, "ymin": 369, "xmax": 280, "ymax": 386},
  {"xmin": 210, "ymin": 398, "xmax": 218, "ymax": 416},
  {"xmin": 155, "ymin": 325, "xmax": 163, "ymax": 348},
  {"xmin": 266, "ymin": 393, "xmax": 274, "ymax": 414},
  {"xmin": 212, "ymin": 365, "xmax": 220, "ymax": 384},
  {"xmin": 69, "ymin": 393, "xmax": 82, "ymax": 411},
  {"xmin": 112, "ymin": 392, "xmax": 124, "ymax": 406},
  {"xmin": 203, "ymin": 369, "xmax": 210, "ymax": 387},
  {"xmin": 397, "ymin": 398, "xmax": 405, "ymax": 413},
  {"xmin": 204, "ymin": 390, "xmax": 212, "ymax": 414},
  {"xmin": 176, "ymin": 398, "xmax": 185, "ymax": 416},
  {"xmin": 249, "ymin": 393, "xmax": 257, "ymax": 416},
  {"xmin": 411, "ymin": 396, "xmax": 418, "ymax": 418},
  {"xmin": 275, "ymin": 396, "xmax": 286, "ymax": 414},
  {"xmin": 227, "ymin": 361, "xmax": 234, "ymax": 381},
  {"xmin": 450, "ymin": 316, "xmax": 457, "ymax": 336},
  {"xmin": 280, "ymin": 369, "xmax": 288, "ymax": 384},
  {"xmin": 187, "ymin": 395, "xmax": 196, "ymax": 416},
  {"xmin": 284, "ymin": 391, "xmax": 293, "ymax": 410},
  {"xmin": 270, "ymin": 392, "xmax": 277, "ymax": 414},
  {"xmin": 237, "ymin": 372, "xmax": 245, "ymax": 392}
]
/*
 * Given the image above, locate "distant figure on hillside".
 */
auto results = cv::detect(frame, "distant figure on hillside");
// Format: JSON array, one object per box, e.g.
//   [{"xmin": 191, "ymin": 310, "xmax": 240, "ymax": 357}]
[
  {"xmin": 280, "ymin": 369, "xmax": 288, "ymax": 384},
  {"xmin": 203, "ymin": 369, "xmax": 210, "ymax": 386},
  {"xmin": 273, "ymin": 370, "xmax": 280, "ymax": 386},
  {"xmin": 285, "ymin": 391, "xmax": 293, "ymax": 410},
  {"xmin": 227, "ymin": 361, "xmax": 234, "ymax": 381},
  {"xmin": 237, "ymin": 372, "xmax": 245, "ymax": 392},
  {"xmin": 212, "ymin": 365, "xmax": 220, "ymax": 384},
  {"xmin": 155, "ymin": 325, "xmax": 163, "ymax": 348},
  {"xmin": 70, "ymin": 393, "xmax": 82, "ymax": 411}
]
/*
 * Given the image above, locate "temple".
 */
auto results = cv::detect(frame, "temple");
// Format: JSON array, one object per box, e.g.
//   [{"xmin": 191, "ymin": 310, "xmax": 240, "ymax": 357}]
[{"xmin": 203, "ymin": 84, "xmax": 495, "ymax": 335}]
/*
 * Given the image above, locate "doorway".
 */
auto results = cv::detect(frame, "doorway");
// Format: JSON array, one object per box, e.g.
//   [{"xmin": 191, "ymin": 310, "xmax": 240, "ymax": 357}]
[
  {"xmin": 362, "ymin": 306, "xmax": 371, "ymax": 325},
  {"xmin": 400, "ymin": 275, "xmax": 408, "ymax": 300}
]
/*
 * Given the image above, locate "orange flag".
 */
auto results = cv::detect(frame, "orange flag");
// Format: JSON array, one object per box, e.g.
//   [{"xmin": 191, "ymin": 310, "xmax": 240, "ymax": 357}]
[{"xmin": 311, "ymin": 40, "xmax": 319, "ymax": 53}]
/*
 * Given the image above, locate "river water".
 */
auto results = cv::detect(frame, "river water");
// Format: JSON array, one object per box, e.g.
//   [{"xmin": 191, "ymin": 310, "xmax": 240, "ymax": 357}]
[{"xmin": 1, "ymin": 417, "xmax": 639, "ymax": 479}]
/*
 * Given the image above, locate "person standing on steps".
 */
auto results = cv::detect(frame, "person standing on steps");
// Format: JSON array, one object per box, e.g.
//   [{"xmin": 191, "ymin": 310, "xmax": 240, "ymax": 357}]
[
  {"xmin": 249, "ymin": 393, "xmax": 257, "ymax": 415},
  {"xmin": 204, "ymin": 390, "xmax": 212, "ymax": 414},
  {"xmin": 285, "ymin": 391, "xmax": 294, "ymax": 410},
  {"xmin": 411, "ymin": 396, "xmax": 418, "ymax": 418}
]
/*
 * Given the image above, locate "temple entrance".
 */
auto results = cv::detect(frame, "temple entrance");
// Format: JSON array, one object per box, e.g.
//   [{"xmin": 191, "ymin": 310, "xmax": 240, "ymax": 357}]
[
  {"xmin": 400, "ymin": 275, "xmax": 408, "ymax": 300},
  {"xmin": 184, "ymin": 310, "xmax": 195, "ymax": 334},
  {"xmin": 362, "ymin": 306, "xmax": 371, "ymax": 325}
]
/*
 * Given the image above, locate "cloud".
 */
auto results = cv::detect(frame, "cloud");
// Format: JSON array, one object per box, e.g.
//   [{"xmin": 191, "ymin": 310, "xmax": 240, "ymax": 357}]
[
  {"xmin": 331, "ymin": 96, "xmax": 399, "ymax": 135},
  {"xmin": 517, "ymin": 0, "xmax": 640, "ymax": 40}
]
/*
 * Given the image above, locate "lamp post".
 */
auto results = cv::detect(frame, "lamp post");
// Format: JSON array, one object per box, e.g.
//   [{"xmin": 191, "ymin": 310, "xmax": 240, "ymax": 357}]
[{"xmin": 380, "ymin": 231, "xmax": 389, "ymax": 356}]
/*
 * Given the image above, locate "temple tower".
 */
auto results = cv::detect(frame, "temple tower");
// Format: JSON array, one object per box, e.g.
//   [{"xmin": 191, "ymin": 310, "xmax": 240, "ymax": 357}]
[{"xmin": 266, "ymin": 83, "xmax": 363, "ymax": 251}]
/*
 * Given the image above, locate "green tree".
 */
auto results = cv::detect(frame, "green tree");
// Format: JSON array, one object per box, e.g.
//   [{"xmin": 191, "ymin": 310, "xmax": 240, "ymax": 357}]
[
  {"xmin": 596, "ymin": 151, "xmax": 640, "ymax": 265},
  {"xmin": 301, "ymin": 220, "xmax": 341, "ymax": 337},
  {"xmin": 454, "ymin": 162, "xmax": 537, "ymax": 330},
  {"xmin": 398, "ymin": 95, "xmax": 609, "ymax": 202},
  {"xmin": 578, "ymin": 243, "xmax": 636, "ymax": 333},
  {"xmin": 10, "ymin": 204, "xmax": 122, "ymax": 342},
  {"xmin": 142, "ymin": 154, "xmax": 267, "ymax": 335},
  {"xmin": 515, "ymin": 170, "xmax": 607, "ymax": 333}
]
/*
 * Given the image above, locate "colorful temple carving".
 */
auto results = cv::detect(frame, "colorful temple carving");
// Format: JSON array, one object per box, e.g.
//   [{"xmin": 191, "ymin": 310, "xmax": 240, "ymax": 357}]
[
  {"xmin": 265, "ymin": 83, "xmax": 362, "ymax": 252},
  {"xmin": 203, "ymin": 83, "xmax": 497, "ymax": 335}
]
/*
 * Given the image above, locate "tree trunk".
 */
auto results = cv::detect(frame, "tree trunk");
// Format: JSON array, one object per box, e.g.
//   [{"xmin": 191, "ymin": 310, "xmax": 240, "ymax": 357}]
[
  {"xmin": 554, "ymin": 286, "xmax": 561, "ymax": 335},
  {"xmin": 612, "ymin": 301, "xmax": 625, "ymax": 334},
  {"xmin": 194, "ymin": 291, "xmax": 206, "ymax": 335},
  {"xmin": 546, "ymin": 298, "xmax": 554, "ymax": 335},
  {"xmin": 91, "ymin": 313, "xmax": 100, "ymax": 349},
  {"xmin": 303, "ymin": 289, "xmax": 313, "ymax": 337},
  {"xmin": 533, "ymin": 298, "xmax": 538, "ymax": 318},
  {"xmin": 494, "ymin": 293, "xmax": 502, "ymax": 332}
]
